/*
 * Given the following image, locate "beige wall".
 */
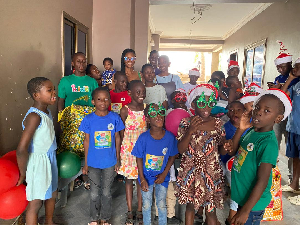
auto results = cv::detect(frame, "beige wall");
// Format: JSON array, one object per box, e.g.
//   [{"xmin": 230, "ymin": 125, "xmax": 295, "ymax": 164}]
[
  {"xmin": 92, "ymin": 0, "xmax": 149, "ymax": 72},
  {"xmin": 0, "ymin": 0, "xmax": 93, "ymax": 155},
  {"xmin": 221, "ymin": 0, "xmax": 300, "ymax": 89},
  {"xmin": 211, "ymin": 51, "xmax": 220, "ymax": 73}
]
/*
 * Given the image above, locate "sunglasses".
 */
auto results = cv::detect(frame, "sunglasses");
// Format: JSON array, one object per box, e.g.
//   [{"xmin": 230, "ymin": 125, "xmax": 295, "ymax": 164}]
[
  {"xmin": 124, "ymin": 57, "xmax": 136, "ymax": 61},
  {"xmin": 174, "ymin": 92, "xmax": 187, "ymax": 103}
]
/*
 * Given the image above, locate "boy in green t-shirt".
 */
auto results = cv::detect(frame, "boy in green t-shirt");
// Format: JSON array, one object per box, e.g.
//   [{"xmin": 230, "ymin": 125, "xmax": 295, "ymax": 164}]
[
  {"xmin": 58, "ymin": 52, "xmax": 98, "ymax": 112},
  {"xmin": 224, "ymin": 89, "xmax": 292, "ymax": 225}
]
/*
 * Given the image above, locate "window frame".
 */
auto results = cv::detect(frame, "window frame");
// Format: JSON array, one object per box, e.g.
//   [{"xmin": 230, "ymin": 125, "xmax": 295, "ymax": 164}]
[
  {"xmin": 242, "ymin": 38, "xmax": 267, "ymax": 87},
  {"xmin": 61, "ymin": 11, "xmax": 89, "ymax": 77}
]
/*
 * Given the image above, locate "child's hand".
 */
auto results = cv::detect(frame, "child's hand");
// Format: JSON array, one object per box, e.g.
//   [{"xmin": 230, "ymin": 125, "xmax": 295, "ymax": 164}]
[
  {"xmin": 155, "ymin": 173, "xmax": 167, "ymax": 184},
  {"xmin": 188, "ymin": 116, "xmax": 203, "ymax": 134},
  {"xmin": 16, "ymin": 174, "xmax": 26, "ymax": 186},
  {"xmin": 115, "ymin": 161, "xmax": 121, "ymax": 172},
  {"xmin": 224, "ymin": 140, "xmax": 233, "ymax": 153},
  {"xmin": 140, "ymin": 179, "xmax": 149, "ymax": 192},
  {"xmin": 82, "ymin": 165, "xmax": 88, "ymax": 175},
  {"xmin": 230, "ymin": 208, "xmax": 250, "ymax": 225},
  {"xmin": 239, "ymin": 111, "xmax": 252, "ymax": 130}
]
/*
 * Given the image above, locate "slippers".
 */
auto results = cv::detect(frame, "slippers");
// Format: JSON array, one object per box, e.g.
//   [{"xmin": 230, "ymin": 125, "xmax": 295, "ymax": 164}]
[
  {"xmin": 282, "ymin": 184, "xmax": 300, "ymax": 194},
  {"xmin": 288, "ymin": 195, "xmax": 300, "ymax": 205}
]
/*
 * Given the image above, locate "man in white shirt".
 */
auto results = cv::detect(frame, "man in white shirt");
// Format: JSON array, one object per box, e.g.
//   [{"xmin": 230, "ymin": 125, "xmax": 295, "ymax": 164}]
[{"xmin": 183, "ymin": 68, "xmax": 200, "ymax": 94}]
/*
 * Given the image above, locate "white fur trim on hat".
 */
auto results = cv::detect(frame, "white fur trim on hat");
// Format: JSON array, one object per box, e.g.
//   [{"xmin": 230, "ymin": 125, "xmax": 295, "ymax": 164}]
[
  {"xmin": 274, "ymin": 55, "xmax": 292, "ymax": 66},
  {"xmin": 293, "ymin": 57, "xmax": 300, "ymax": 67},
  {"xmin": 189, "ymin": 68, "xmax": 200, "ymax": 77},
  {"xmin": 254, "ymin": 88, "xmax": 292, "ymax": 120},
  {"xmin": 239, "ymin": 95, "xmax": 257, "ymax": 104}
]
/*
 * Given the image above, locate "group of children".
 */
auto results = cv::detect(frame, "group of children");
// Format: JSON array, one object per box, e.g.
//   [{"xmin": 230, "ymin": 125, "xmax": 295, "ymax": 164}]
[{"xmin": 14, "ymin": 47, "xmax": 300, "ymax": 225}]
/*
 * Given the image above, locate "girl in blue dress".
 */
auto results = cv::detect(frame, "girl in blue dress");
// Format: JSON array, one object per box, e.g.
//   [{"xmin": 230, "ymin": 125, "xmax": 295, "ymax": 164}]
[{"xmin": 16, "ymin": 77, "xmax": 58, "ymax": 225}]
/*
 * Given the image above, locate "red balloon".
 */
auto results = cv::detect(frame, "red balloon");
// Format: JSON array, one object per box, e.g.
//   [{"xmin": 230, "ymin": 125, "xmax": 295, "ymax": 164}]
[
  {"xmin": 165, "ymin": 108, "xmax": 191, "ymax": 136},
  {"xmin": 0, "ymin": 184, "xmax": 28, "ymax": 220},
  {"xmin": 0, "ymin": 159, "xmax": 20, "ymax": 195},
  {"xmin": 1, "ymin": 150, "xmax": 18, "ymax": 165}
]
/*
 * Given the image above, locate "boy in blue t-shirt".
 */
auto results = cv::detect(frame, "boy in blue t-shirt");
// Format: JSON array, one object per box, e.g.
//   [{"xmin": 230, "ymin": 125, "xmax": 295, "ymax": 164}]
[
  {"xmin": 79, "ymin": 87, "xmax": 125, "ymax": 225},
  {"xmin": 132, "ymin": 103, "xmax": 178, "ymax": 225}
]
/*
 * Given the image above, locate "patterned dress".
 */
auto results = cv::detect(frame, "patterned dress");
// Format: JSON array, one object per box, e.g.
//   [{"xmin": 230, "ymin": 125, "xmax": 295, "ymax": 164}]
[
  {"xmin": 118, "ymin": 105, "xmax": 147, "ymax": 179},
  {"xmin": 175, "ymin": 117, "xmax": 226, "ymax": 211}
]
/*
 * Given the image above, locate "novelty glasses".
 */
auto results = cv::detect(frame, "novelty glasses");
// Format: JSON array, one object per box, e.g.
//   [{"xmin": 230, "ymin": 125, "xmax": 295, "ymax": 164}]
[
  {"xmin": 148, "ymin": 103, "xmax": 166, "ymax": 117},
  {"xmin": 196, "ymin": 92, "xmax": 217, "ymax": 109},
  {"xmin": 174, "ymin": 92, "xmax": 187, "ymax": 102},
  {"xmin": 124, "ymin": 57, "xmax": 136, "ymax": 61}
]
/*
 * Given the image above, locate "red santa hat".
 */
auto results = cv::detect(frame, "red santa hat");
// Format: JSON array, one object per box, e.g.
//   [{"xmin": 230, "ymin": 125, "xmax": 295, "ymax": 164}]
[
  {"xmin": 188, "ymin": 68, "xmax": 200, "ymax": 77},
  {"xmin": 254, "ymin": 88, "xmax": 292, "ymax": 120},
  {"xmin": 227, "ymin": 60, "xmax": 239, "ymax": 73},
  {"xmin": 274, "ymin": 41, "xmax": 292, "ymax": 66},
  {"xmin": 187, "ymin": 84, "xmax": 218, "ymax": 109},
  {"xmin": 293, "ymin": 57, "xmax": 300, "ymax": 67},
  {"xmin": 239, "ymin": 83, "xmax": 263, "ymax": 104}
]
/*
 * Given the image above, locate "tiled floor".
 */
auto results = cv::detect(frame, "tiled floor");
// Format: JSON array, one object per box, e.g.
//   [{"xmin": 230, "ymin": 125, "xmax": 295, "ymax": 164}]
[{"xmin": 1, "ymin": 149, "xmax": 300, "ymax": 225}]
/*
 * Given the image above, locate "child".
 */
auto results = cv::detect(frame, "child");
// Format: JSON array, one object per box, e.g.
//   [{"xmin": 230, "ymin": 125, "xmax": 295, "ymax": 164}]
[
  {"xmin": 109, "ymin": 71, "xmax": 131, "ymax": 114},
  {"xmin": 102, "ymin": 57, "xmax": 116, "ymax": 89},
  {"xmin": 167, "ymin": 89, "xmax": 188, "ymax": 114},
  {"xmin": 142, "ymin": 63, "xmax": 168, "ymax": 109},
  {"xmin": 131, "ymin": 103, "xmax": 179, "ymax": 225},
  {"xmin": 86, "ymin": 64, "xmax": 102, "ymax": 86},
  {"xmin": 16, "ymin": 77, "xmax": 58, "ymax": 225},
  {"xmin": 79, "ymin": 87, "xmax": 125, "ymax": 225},
  {"xmin": 239, "ymin": 82, "xmax": 263, "ymax": 113},
  {"xmin": 118, "ymin": 80, "xmax": 147, "ymax": 225},
  {"xmin": 227, "ymin": 60, "xmax": 240, "ymax": 77},
  {"xmin": 58, "ymin": 52, "xmax": 99, "ymax": 112},
  {"xmin": 281, "ymin": 58, "xmax": 300, "ymax": 203},
  {"xmin": 156, "ymin": 55, "xmax": 184, "ymax": 108},
  {"xmin": 223, "ymin": 101, "xmax": 249, "ymax": 224},
  {"xmin": 148, "ymin": 50, "xmax": 160, "ymax": 75},
  {"xmin": 121, "ymin": 49, "xmax": 142, "ymax": 82},
  {"xmin": 175, "ymin": 84, "xmax": 227, "ymax": 225},
  {"xmin": 226, "ymin": 76, "xmax": 243, "ymax": 103},
  {"xmin": 224, "ymin": 89, "xmax": 292, "ymax": 225},
  {"xmin": 183, "ymin": 68, "xmax": 200, "ymax": 93}
]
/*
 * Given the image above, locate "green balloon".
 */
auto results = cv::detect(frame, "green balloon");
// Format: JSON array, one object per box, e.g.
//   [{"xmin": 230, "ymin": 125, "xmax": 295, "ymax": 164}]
[{"xmin": 57, "ymin": 152, "xmax": 81, "ymax": 178}]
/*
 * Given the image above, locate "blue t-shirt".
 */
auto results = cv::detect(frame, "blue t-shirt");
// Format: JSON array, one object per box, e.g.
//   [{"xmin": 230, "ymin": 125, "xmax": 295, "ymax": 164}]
[
  {"xmin": 221, "ymin": 121, "xmax": 248, "ymax": 163},
  {"xmin": 131, "ymin": 130, "xmax": 179, "ymax": 188},
  {"xmin": 101, "ymin": 69, "xmax": 116, "ymax": 86},
  {"xmin": 274, "ymin": 74, "xmax": 299, "ymax": 89},
  {"xmin": 79, "ymin": 112, "xmax": 125, "ymax": 169},
  {"xmin": 287, "ymin": 82, "xmax": 300, "ymax": 135}
]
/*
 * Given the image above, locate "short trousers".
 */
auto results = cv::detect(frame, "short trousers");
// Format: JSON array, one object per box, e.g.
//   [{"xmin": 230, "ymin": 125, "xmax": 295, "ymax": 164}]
[{"xmin": 286, "ymin": 132, "xmax": 300, "ymax": 158}]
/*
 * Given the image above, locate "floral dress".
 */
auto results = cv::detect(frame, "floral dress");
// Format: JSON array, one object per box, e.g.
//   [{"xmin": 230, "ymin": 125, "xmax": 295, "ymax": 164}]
[
  {"xmin": 175, "ymin": 117, "xmax": 226, "ymax": 211},
  {"xmin": 118, "ymin": 105, "xmax": 147, "ymax": 179}
]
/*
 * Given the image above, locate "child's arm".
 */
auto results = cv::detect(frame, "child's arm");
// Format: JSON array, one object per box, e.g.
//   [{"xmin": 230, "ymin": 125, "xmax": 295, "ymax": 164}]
[
  {"xmin": 177, "ymin": 116, "xmax": 202, "ymax": 154},
  {"xmin": 230, "ymin": 163, "xmax": 272, "ymax": 225},
  {"xmin": 228, "ymin": 88, "xmax": 237, "ymax": 103},
  {"xmin": 16, "ymin": 113, "xmax": 41, "ymax": 186},
  {"xmin": 115, "ymin": 131, "xmax": 121, "ymax": 171},
  {"xmin": 119, "ymin": 106, "xmax": 128, "ymax": 141},
  {"xmin": 58, "ymin": 97, "xmax": 65, "ymax": 112},
  {"xmin": 155, "ymin": 155, "xmax": 176, "ymax": 184},
  {"xmin": 82, "ymin": 133, "xmax": 90, "ymax": 175},
  {"xmin": 281, "ymin": 72, "xmax": 297, "ymax": 95},
  {"xmin": 162, "ymin": 100, "xmax": 168, "ymax": 110},
  {"xmin": 136, "ymin": 157, "xmax": 148, "ymax": 192}
]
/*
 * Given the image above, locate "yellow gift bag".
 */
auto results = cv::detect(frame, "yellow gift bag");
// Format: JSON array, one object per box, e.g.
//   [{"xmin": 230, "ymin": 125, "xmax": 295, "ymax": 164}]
[{"xmin": 57, "ymin": 96, "xmax": 95, "ymax": 158}]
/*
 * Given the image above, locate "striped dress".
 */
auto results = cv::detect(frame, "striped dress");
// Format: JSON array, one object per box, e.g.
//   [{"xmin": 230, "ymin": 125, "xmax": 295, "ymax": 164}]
[{"xmin": 118, "ymin": 105, "xmax": 147, "ymax": 179}]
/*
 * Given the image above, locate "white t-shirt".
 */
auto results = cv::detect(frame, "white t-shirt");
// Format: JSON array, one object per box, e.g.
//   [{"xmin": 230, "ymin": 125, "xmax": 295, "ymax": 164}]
[
  {"xmin": 183, "ymin": 82, "xmax": 197, "ymax": 94},
  {"xmin": 144, "ymin": 85, "xmax": 168, "ymax": 105}
]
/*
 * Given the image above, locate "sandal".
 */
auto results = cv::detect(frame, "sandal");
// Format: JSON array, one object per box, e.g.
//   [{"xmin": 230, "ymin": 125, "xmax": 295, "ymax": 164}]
[
  {"xmin": 288, "ymin": 195, "xmax": 300, "ymax": 205},
  {"xmin": 74, "ymin": 178, "xmax": 83, "ymax": 188},
  {"xmin": 84, "ymin": 181, "xmax": 91, "ymax": 190},
  {"xmin": 194, "ymin": 213, "xmax": 204, "ymax": 225},
  {"xmin": 136, "ymin": 211, "xmax": 143, "ymax": 225},
  {"xmin": 282, "ymin": 184, "xmax": 300, "ymax": 194},
  {"xmin": 99, "ymin": 220, "xmax": 111, "ymax": 225},
  {"xmin": 125, "ymin": 211, "xmax": 134, "ymax": 225}
]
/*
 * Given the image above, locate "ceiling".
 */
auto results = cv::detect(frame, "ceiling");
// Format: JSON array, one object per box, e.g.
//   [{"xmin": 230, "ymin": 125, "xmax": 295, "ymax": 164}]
[{"xmin": 149, "ymin": 1, "xmax": 281, "ymax": 51}]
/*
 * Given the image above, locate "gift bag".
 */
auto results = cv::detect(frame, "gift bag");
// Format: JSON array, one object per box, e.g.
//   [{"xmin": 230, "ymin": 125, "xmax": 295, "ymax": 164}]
[
  {"xmin": 57, "ymin": 96, "xmax": 95, "ymax": 158},
  {"xmin": 262, "ymin": 166, "xmax": 283, "ymax": 221}
]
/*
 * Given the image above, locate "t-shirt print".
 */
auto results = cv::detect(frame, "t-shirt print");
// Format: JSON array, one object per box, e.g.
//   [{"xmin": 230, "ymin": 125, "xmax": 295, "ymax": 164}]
[
  {"xmin": 145, "ymin": 154, "xmax": 164, "ymax": 171},
  {"xmin": 111, "ymin": 103, "xmax": 122, "ymax": 114},
  {"xmin": 71, "ymin": 84, "xmax": 90, "ymax": 92},
  {"xmin": 94, "ymin": 131, "xmax": 111, "ymax": 149},
  {"xmin": 233, "ymin": 146, "xmax": 248, "ymax": 173}
]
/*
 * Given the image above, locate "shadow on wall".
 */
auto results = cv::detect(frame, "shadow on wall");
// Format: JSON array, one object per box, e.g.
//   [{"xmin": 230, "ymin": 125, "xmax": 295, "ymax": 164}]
[{"xmin": 0, "ymin": 50, "xmax": 47, "ymax": 156}]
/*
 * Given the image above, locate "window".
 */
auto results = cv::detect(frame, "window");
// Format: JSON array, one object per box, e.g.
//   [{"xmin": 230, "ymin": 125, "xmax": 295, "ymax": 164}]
[
  {"xmin": 62, "ymin": 12, "xmax": 88, "ymax": 76},
  {"xmin": 229, "ymin": 50, "xmax": 238, "ymax": 62},
  {"xmin": 243, "ymin": 39, "xmax": 267, "ymax": 87}
]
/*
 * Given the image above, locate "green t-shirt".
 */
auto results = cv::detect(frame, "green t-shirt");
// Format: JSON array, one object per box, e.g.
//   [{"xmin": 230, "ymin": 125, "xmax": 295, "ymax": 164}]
[
  {"xmin": 58, "ymin": 74, "xmax": 98, "ymax": 107},
  {"xmin": 231, "ymin": 128, "xmax": 278, "ymax": 211}
]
